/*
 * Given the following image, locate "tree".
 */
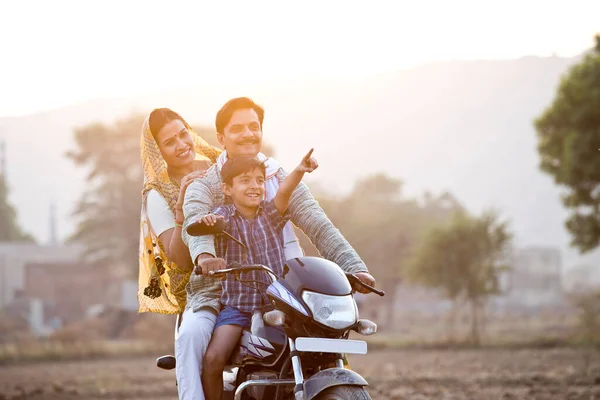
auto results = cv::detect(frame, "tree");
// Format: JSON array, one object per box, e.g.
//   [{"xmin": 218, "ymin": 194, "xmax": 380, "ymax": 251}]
[
  {"xmin": 66, "ymin": 115, "xmax": 145, "ymax": 276},
  {"xmin": 326, "ymin": 175, "xmax": 463, "ymax": 286},
  {"xmin": 535, "ymin": 34, "xmax": 600, "ymax": 253},
  {"xmin": 406, "ymin": 210, "xmax": 512, "ymax": 345},
  {"xmin": 0, "ymin": 173, "xmax": 34, "ymax": 242},
  {"xmin": 295, "ymin": 173, "xmax": 464, "ymax": 330}
]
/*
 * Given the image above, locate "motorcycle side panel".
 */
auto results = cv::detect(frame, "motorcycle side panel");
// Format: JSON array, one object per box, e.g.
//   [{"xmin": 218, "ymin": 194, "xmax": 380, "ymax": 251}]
[
  {"xmin": 303, "ymin": 368, "xmax": 369, "ymax": 400},
  {"xmin": 229, "ymin": 326, "xmax": 286, "ymax": 367}
]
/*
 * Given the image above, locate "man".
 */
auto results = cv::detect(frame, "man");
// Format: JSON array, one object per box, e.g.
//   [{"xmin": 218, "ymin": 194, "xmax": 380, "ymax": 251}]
[{"xmin": 178, "ymin": 97, "xmax": 375, "ymax": 399}]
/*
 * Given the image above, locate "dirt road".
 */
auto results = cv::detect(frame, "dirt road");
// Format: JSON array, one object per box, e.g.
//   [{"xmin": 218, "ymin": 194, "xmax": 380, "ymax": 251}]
[{"xmin": 1, "ymin": 347, "xmax": 598, "ymax": 399}]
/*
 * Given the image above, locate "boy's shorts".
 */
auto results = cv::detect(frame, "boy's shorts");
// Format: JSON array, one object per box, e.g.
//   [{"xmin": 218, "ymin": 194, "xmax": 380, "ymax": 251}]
[{"xmin": 215, "ymin": 306, "xmax": 251, "ymax": 329}]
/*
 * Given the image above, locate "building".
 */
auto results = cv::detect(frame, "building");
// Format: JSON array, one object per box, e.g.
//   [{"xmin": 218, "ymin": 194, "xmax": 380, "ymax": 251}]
[
  {"xmin": 493, "ymin": 246, "xmax": 565, "ymax": 313},
  {"xmin": 0, "ymin": 242, "xmax": 131, "ymax": 336},
  {"xmin": 564, "ymin": 263, "xmax": 600, "ymax": 293},
  {"xmin": 0, "ymin": 243, "xmax": 84, "ymax": 308}
]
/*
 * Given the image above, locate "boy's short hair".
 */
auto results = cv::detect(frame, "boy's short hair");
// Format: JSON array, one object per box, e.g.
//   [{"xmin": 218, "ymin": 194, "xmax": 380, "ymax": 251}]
[{"xmin": 221, "ymin": 156, "xmax": 267, "ymax": 186}]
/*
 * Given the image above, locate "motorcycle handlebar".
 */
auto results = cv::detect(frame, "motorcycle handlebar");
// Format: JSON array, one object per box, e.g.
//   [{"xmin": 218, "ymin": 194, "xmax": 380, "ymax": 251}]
[
  {"xmin": 345, "ymin": 273, "xmax": 385, "ymax": 297},
  {"xmin": 208, "ymin": 265, "xmax": 384, "ymax": 297},
  {"xmin": 208, "ymin": 264, "xmax": 276, "ymax": 282}
]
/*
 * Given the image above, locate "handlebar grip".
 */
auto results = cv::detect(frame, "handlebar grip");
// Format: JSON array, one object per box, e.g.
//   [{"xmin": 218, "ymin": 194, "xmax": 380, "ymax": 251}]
[
  {"xmin": 208, "ymin": 270, "xmax": 230, "ymax": 280},
  {"xmin": 346, "ymin": 273, "xmax": 385, "ymax": 297}
]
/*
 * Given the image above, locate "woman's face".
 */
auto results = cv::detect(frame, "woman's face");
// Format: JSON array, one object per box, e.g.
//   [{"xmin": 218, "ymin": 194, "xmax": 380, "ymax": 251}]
[{"xmin": 154, "ymin": 119, "xmax": 195, "ymax": 169}]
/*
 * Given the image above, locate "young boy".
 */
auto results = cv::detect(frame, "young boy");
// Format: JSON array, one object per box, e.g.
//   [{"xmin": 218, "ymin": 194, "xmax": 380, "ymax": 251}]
[{"xmin": 201, "ymin": 149, "xmax": 318, "ymax": 400}]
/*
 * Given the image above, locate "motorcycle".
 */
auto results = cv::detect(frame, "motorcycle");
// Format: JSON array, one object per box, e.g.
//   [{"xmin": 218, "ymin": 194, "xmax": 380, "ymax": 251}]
[{"xmin": 157, "ymin": 218, "xmax": 384, "ymax": 400}]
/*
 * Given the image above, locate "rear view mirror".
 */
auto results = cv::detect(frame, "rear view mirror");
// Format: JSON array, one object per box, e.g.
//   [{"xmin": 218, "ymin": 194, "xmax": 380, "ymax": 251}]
[
  {"xmin": 186, "ymin": 219, "xmax": 226, "ymax": 236},
  {"xmin": 186, "ymin": 217, "xmax": 248, "ymax": 262}
]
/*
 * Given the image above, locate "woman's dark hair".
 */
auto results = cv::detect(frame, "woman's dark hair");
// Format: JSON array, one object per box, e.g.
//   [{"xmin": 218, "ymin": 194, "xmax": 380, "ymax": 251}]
[
  {"xmin": 221, "ymin": 156, "xmax": 266, "ymax": 186},
  {"xmin": 215, "ymin": 97, "xmax": 265, "ymax": 134},
  {"xmin": 149, "ymin": 108, "xmax": 189, "ymax": 138}
]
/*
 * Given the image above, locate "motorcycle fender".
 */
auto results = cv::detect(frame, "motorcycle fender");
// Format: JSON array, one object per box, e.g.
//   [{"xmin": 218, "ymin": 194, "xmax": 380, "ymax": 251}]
[{"xmin": 303, "ymin": 368, "xmax": 368, "ymax": 400}]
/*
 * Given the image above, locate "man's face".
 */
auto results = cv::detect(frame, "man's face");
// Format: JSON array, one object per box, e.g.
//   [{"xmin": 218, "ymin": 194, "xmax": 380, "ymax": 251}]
[
  {"xmin": 223, "ymin": 168, "xmax": 266, "ymax": 209},
  {"xmin": 217, "ymin": 108, "xmax": 263, "ymax": 158},
  {"xmin": 155, "ymin": 119, "xmax": 195, "ymax": 169}
]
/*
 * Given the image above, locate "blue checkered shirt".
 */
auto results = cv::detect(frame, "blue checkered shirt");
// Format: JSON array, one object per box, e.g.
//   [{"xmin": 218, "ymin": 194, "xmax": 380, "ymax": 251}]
[{"xmin": 213, "ymin": 200, "xmax": 289, "ymax": 312}]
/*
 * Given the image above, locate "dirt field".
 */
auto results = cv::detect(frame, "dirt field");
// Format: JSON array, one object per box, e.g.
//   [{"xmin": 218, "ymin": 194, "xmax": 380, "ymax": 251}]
[{"xmin": 0, "ymin": 347, "xmax": 599, "ymax": 399}]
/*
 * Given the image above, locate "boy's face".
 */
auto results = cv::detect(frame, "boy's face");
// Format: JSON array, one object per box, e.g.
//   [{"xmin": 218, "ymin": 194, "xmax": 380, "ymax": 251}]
[{"xmin": 223, "ymin": 168, "xmax": 266, "ymax": 209}]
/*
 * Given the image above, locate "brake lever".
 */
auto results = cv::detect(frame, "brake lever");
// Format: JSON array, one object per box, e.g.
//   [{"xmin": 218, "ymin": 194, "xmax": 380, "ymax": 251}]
[
  {"xmin": 208, "ymin": 270, "xmax": 228, "ymax": 280},
  {"xmin": 346, "ymin": 274, "xmax": 385, "ymax": 297},
  {"xmin": 364, "ymin": 284, "xmax": 385, "ymax": 297}
]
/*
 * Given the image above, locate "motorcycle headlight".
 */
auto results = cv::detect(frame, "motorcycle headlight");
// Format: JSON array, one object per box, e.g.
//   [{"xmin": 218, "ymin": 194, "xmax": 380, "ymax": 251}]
[{"xmin": 301, "ymin": 291, "xmax": 358, "ymax": 330}]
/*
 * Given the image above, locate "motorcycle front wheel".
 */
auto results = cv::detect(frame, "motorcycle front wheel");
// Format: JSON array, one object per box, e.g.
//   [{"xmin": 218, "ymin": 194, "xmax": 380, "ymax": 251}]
[{"xmin": 313, "ymin": 385, "xmax": 371, "ymax": 400}]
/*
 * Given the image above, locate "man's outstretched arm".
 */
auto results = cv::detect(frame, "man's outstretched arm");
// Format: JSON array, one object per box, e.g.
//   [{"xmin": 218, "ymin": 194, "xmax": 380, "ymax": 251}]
[{"xmin": 281, "ymin": 169, "xmax": 376, "ymax": 291}]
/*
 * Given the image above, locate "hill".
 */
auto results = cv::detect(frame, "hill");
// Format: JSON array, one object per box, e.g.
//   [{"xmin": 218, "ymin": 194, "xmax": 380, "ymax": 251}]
[{"xmin": 1, "ymin": 54, "xmax": 597, "ymax": 269}]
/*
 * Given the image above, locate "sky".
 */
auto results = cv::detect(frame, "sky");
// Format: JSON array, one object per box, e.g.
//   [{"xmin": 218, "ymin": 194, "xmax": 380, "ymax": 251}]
[{"xmin": 0, "ymin": 0, "xmax": 599, "ymax": 118}]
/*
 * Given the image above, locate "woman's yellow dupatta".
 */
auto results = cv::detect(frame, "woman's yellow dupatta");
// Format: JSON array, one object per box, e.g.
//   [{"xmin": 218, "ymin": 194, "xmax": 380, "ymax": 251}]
[{"xmin": 137, "ymin": 112, "xmax": 222, "ymax": 314}]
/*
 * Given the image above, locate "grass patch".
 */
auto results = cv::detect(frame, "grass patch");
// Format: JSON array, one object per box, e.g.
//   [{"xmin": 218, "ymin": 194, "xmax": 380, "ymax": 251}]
[
  {"xmin": 0, "ymin": 339, "xmax": 173, "ymax": 365},
  {"xmin": 361, "ymin": 333, "xmax": 600, "ymax": 350}
]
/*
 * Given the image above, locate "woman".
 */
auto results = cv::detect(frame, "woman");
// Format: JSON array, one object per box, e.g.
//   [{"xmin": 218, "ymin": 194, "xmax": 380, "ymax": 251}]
[{"xmin": 138, "ymin": 107, "xmax": 222, "ymax": 400}]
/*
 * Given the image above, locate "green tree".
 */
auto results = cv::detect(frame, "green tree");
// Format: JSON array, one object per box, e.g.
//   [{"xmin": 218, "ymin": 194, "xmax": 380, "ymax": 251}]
[
  {"xmin": 406, "ymin": 210, "xmax": 512, "ymax": 345},
  {"xmin": 296, "ymin": 173, "xmax": 464, "ymax": 330},
  {"xmin": 535, "ymin": 34, "xmax": 600, "ymax": 253},
  {"xmin": 0, "ymin": 173, "xmax": 34, "ymax": 242},
  {"xmin": 66, "ymin": 114, "xmax": 145, "ymax": 275},
  {"xmin": 330, "ymin": 175, "xmax": 463, "ymax": 288}
]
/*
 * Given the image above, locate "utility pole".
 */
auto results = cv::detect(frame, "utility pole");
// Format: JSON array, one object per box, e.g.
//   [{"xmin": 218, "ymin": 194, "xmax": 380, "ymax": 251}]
[
  {"xmin": 0, "ymin": 140, "xmax": 5, "ymax": 176},
  {"xmin": 49, "ymin": 202, "xmax": 57, "ymax": 245}
]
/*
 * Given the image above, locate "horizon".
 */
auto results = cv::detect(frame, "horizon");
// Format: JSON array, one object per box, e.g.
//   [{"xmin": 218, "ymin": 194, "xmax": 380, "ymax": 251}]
[{"xmin": 0, "ymin": 53, "xmax": 594, "ymax": 270}]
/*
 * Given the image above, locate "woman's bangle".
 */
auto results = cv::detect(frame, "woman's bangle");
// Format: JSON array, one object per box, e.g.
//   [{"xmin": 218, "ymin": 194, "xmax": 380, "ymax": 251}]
[{"xmin": 174, "ymin": 222, "xmax": 183, "ymax": 228}]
